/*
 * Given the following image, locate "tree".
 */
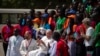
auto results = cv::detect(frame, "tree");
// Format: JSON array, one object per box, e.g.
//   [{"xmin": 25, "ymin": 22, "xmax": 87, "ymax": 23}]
[{"xmin": 0, "ymin": 0, "xmax": 72, "ymax": 9}]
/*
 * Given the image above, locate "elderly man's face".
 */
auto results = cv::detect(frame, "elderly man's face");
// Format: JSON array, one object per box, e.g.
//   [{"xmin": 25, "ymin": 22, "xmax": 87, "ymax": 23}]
[{"xmin": 46, "ymin": 31, "xmax": 52, "ymax": 38}]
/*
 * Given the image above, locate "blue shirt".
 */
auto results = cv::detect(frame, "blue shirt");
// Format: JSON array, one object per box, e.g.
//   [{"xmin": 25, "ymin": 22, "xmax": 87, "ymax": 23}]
[{"xmin": 44, "ymin": 24, "xmax": 50, "ymax": 29}]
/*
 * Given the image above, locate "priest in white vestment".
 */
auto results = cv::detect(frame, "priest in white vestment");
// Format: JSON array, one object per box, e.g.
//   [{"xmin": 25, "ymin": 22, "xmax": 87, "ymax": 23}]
[
  {"xmin": 6, "ymin": 29, "xmax": 24, "ymax": 56},
  {"xmin": 20, "ymin": 30, "xmax": 38, "ymax": 56}
]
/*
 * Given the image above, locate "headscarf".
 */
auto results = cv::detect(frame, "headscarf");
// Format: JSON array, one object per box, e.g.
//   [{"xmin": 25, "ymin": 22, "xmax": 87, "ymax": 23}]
[
  {"xmin": 32, "ymin": 18, "xmax": 41, "ymax": 24},
  {"xmin": 32, "ymin": 18, "xmax": 41, "ymax": 29},
  {"xmin": 63, "ymin": 15, "xmax": 76, "ymax": 29}
]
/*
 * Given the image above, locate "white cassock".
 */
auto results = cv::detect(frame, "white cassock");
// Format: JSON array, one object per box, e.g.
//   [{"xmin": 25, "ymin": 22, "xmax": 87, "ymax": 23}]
[
  {"xmin": 6, "ymin": 35, "xmax": 24, "ymax": 56},
  {"xmin": 28, "ymin": 36, "xmax": 54, "ymax": 56},
  {"xmin": 20, "ymin": 39, "xmax": 38, "ymax": 56}
]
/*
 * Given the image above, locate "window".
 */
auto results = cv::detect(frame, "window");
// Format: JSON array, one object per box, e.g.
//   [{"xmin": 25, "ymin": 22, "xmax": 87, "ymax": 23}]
[
  {"xmin": 0, "ymin": 13, "xmax": 19, "ymax": 24},
  {"xmin": 9, "ymin": 14, "xmax": 18, "ymax": 24},
  {"xmin": 1, "ymin": 14, "xmax": 9, "ymax": 24}
]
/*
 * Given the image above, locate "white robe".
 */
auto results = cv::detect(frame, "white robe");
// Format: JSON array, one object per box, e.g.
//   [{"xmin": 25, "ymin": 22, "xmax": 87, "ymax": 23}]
[
  {"xmin": 48, "ymin": 41, "xmax": 57, "ymax": 56},
  {"xmin": 20, "ymin": 39, "xmax": 38, "ymax": 56},
  {"xmin": 6, "ymin": 35, "xmax": 24, "ymax": 56},
  {"xmin": 28, "ymin": 36, "xmax": 54, "ymax": 56}
]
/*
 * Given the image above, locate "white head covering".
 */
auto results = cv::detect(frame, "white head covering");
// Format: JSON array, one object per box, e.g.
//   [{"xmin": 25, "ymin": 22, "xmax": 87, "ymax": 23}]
[{"xmin": 38, "ymin": 27, "xmax": 46, "ymax": 34}]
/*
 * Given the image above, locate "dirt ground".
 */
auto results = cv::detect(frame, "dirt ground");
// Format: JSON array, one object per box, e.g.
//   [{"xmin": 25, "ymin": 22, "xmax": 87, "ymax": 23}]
[{"xmin": 0, "ymin": 40, "xmax": 4, "ymax": 56}]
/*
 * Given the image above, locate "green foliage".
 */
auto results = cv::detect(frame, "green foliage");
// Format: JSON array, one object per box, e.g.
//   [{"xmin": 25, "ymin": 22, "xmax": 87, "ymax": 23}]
[{"xmin": 0, "ymin": 0, "xmax": 71, "ymax": 9}]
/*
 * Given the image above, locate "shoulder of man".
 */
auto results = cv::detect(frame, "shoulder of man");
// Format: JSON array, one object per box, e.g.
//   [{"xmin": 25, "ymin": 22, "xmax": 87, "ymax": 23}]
[
  {"xmin": 41, "ymin": 36, "xmax": 47, "ymax": 40},
  {"xmin": 9, "ymin": 35, "xmax": 16, "ymax": 41}
]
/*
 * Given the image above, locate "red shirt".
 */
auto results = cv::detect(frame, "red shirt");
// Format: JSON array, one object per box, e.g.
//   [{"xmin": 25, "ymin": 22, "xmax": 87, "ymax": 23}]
[
  {"xmin": 57, "ymin": 39, "xmax": 69, "ymax": 56},
  {"xmin": 91, "ymin": 21, "xmax": 96, "ymax": 28},
  {"xmin": 14, "ymin": 24, "xmax": 21, "ymax": 30},
  {"xmin": 1, "ymin": 25, "xmax": 14, "ymax": 42},
  {"xmin": 76, "ymin": 24, "xmax": 86, "ymax": 37},
  {"xmin": 48, "ymin": 17, "xmax": 56, "ymax": 31}
]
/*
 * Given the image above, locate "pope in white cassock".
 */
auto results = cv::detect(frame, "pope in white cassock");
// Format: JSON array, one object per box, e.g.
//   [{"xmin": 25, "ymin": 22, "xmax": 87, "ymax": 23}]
[
  {"xmin": 6, "ymin": 29, "xmax": 24, "ymax": 56},
  {"xmin": 28, "ymin": 29, "xmax": 54, "ymax": 56}
]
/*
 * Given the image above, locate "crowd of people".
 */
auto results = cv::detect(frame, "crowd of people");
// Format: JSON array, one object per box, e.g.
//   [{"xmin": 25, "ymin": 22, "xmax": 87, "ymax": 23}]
[{"xmin": 1, "ymin": 0, "xmax": 100, "ymax": 56}]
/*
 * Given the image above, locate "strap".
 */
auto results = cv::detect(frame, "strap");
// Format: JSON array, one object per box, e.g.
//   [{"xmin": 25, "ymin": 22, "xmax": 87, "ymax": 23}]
[{"xmin": 26, "ymin": 39, "xmax": 32, "ymax": 51}]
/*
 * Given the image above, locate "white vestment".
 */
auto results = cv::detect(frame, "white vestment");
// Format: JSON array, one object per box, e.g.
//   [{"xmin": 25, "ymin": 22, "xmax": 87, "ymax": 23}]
[
  {"xmin": 20, "ymin": 39, "xmax": 38, "ymax": 56},
  {"xmin": 28, "ymin": 36, "xmax": 54, "ymax": 56},
  {"xmin": 6, "ymin": 35, "xmax": 24, "ymax": 56}
]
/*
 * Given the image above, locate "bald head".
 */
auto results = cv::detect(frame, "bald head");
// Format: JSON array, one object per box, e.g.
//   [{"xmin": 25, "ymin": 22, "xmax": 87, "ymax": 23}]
[{"xmin": 24, "ymin": 31, "xmax": 32, "ymax": 39}]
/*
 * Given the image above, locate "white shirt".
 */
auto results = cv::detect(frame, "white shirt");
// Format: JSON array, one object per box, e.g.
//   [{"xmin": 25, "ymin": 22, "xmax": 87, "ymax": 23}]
[
  {"xmin": 20, "ymin": 39, "xmax": 38, "ymax": 56},
  {"xmin": 27, "ymin": 36, "xmax": 54, "ymax": 56},
  {"xmin": 6, "ymin": 35, "xmax": 24, "ymax": 56},
  {"xmin": 84, "ymin": 27, "xmax": 94, "ymax": 46},
  {"xmin": 48, "ymin": 41, "xmax": 57, "ymax": 56},
  {"xmin": 40, "ymin": 36, "xmax": 54, "ymax": 54}
]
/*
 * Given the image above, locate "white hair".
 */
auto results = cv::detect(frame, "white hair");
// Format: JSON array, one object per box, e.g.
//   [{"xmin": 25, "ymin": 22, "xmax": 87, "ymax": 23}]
[
  {"xmin": 46, "ymin": 29, "xmax": 52, "ymax": 33},
  {"xmin": 82, "ymin": 18, "xmax": 90, "ymax": 23},
  {"xmin": 82, "ymin": 18, "xmax": 91, "ymax": 25}
]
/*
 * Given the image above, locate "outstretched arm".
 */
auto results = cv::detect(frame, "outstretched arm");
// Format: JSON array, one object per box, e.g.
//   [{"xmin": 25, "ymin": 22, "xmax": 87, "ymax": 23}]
[{"xmin": 44, "ymin": 2, "xmax": 52, "ymax": 13}]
